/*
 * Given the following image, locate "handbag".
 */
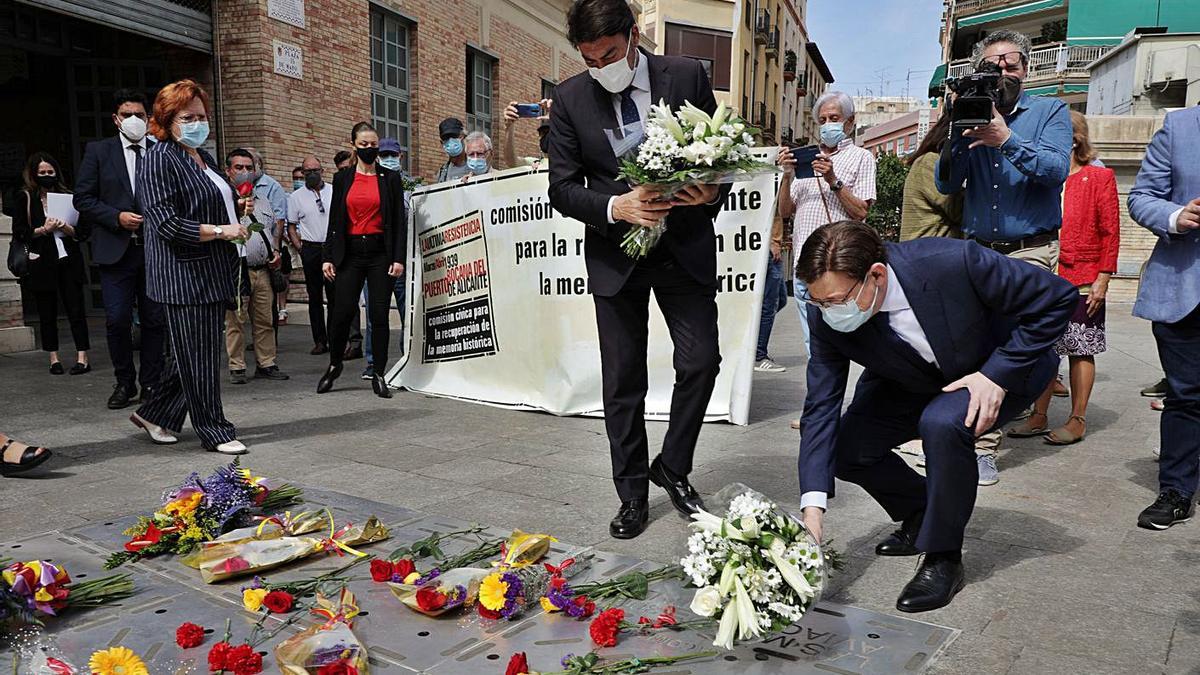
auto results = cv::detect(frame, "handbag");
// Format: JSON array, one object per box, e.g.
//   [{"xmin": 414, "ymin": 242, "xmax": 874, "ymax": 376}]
[
  {"xmin": 5, "ymin": 192, "xmax": 32, "ymax": 278},
  {"xmin": 258, "ymin": 231, "xmax": 288, "ymax": 293}
]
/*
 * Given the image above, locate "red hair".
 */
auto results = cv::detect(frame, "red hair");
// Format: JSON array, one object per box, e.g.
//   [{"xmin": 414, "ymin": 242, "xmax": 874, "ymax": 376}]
[{"xmin": 149, "ymin": 79, "xmax": 212, "ymax": 142}]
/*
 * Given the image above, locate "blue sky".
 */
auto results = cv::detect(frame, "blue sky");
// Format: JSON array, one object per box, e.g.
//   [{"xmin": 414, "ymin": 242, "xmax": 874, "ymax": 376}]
[{"xmin": 806, "ymin": 0, "xmax": 946, "ymax": 99}]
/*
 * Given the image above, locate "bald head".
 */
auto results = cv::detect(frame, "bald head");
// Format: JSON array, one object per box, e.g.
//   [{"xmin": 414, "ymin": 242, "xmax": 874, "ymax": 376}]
[{"xmin": 301, "ymin": 155, "xmax": 322, "ymax": 171}]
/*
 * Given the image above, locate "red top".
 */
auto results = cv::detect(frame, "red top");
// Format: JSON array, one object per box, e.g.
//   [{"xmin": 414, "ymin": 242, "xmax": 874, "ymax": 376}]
[
  {"xmin": 1059, "ymin": 164, "xmax": 1120, "ymax": 287},
  {"xmin": 346, "ymin": 171, "xmax": 384, "ymax": 235}
]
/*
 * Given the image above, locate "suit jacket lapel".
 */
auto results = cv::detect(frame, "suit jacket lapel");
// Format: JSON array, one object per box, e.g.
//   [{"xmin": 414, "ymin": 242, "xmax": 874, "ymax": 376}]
[
  {"xmin": 646, "ymin": 51, "xmax": 673, "ymax": 108},
  {"xmin": 108, "ymin": 137, "xmax": 135, "ymax": 201},
  {"xmin": 889, "ymin": 258, "xmax": 954, "ymax": 375}
]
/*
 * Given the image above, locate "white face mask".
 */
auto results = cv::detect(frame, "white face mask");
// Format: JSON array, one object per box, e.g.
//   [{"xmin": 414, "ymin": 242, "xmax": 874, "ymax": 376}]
[
  {"xmin": 588, "ymin": 31, "xmax": 636, "ymax": 94},
  {"xmin": 820, "ymin": 273, "xmax": 880, "ymax": 333},
  {"xmin": 120, "ymin": 115, "xmax": 147, "ymax": 142}
]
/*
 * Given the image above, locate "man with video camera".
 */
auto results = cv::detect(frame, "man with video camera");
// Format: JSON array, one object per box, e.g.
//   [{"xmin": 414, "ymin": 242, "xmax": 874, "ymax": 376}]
[{"xmin": 935, "ymin": 29, "xmax": 1072, "ymax": 487}]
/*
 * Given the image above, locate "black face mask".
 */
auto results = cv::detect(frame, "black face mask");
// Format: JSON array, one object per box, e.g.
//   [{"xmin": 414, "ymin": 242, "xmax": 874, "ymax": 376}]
[
  {"xmin": 356, "ymin": 147, "xmax": 379, "ymax": 165},
  {"xmin": 996, "ymin": 76, "xmax": 1023, "ymax": 113},
  {"xmin": 35, "ymin": 175, "xmax": 57, "ymax": 189},
  {"xmin": 304, "ymin": 172, "xmax": 322, "ymax": 189}
]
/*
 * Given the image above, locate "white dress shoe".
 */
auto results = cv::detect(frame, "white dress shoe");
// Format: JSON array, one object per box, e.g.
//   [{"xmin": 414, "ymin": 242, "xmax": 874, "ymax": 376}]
[
  {"xmin": 207, "ymin": 440, "xmax": 248, "ymax": 455},
  {"xmin": 130, "ymin": 413, "xmax": 178, "ymax": 445}
]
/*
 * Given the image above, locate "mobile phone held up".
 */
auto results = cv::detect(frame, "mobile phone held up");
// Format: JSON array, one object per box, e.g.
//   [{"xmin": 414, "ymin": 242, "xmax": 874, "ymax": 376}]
[{"xmin": 516, "ymin": 103, "xmax": 543, "ymax": 118}]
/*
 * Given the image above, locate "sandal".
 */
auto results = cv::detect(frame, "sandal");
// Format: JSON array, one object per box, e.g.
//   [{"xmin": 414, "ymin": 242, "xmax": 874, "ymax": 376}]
[
  {"xmin": 0, "ymin": 439, "xmax": 53, "ymax": 477},
  {"xmin": 1008, "ymin": 411, "xmax": 1049, "ymax": 438},
  {"xmin": 1045, "ymin": 416, "xmax": 1086, "ymax": 446}
]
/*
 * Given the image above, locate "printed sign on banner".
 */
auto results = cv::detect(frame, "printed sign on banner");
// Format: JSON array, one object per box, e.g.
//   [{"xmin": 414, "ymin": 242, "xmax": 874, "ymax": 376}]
[
  {"xmin": 418, "ymin": 210, "xmax": 498, "ymax": 362},
  {"xmin": 388, "ymin": 155, "xmax": 779, "ymax": 425}
]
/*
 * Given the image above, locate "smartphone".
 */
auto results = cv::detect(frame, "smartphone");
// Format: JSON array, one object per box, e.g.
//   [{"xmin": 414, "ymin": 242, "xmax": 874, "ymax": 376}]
[
  {"xmin": 788, "ymin": 144, "xmax": 820, "ymax": 180},
  {"xmin": 516, "ymin": 103, "xmax": 543, "ymax": 118}
]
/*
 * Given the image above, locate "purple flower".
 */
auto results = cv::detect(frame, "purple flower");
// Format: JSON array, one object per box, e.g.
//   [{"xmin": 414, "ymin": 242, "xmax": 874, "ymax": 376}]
[
  {"xmin": 416, "ymin": 568, "xmax": 441, "ymax": 586},
  {"xmin": 308, "ymin": 643, "xmax": 351, "ymax": 666},
  {"xmin": 442, "ymin": 585, "xmax": 468, "ymax": 610},
  {"xmin": 547, "ymin": 583, "xmax": 576, "ymax": 614},
  {"xmin": 498, "ymin": 571, "xmax": 525, "ymax": 619}
]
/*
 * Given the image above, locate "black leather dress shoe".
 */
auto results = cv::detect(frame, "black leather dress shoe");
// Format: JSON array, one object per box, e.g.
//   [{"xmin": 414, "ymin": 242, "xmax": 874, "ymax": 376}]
[
  {"xmin": 107, "ymin": 384, "xmax": 137, "ymax": 410},
  {"xmin": 876, "ymin": 511, "xmax": 923, "ymax": 556},
  {"xmin": 317, "ymin": 363, "xmax": 343, "ymax": 394},
  {"xmin": 49, "ymin": 362, "xmax": 64, "ymax": 375},
  {"xmin": 896, "ymin": 555, "xmax": 965, "ymax": 613},
  {"xmin": 344, "ymin": 345, "xmax": 363, "ymax": 360},
  {"xmin": 610, "ymin": 500, "xmax": 649, "ymax": 539},
  {"xmin": 372, "ymin": 374, "xmax": 393, "ymax": 399},
  {"xmin": 648, "ymin": 456, "xmax": 705, "ymax": 516}
]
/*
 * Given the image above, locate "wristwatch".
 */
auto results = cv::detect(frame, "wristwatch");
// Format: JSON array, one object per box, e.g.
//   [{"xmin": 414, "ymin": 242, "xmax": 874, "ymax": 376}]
[
  {"xmin": 830, "ymin": 179, "xmax": 845, "ymax": 192},
  {"xmin": 213, "ymin": 226, "xmax": 224, "ymax": 238}
]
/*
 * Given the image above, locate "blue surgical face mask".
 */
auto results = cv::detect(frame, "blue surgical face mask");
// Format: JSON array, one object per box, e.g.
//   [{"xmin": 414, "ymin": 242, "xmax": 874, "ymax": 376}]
[
  {"xmin": 466, "ymin": 157, "xmax": 488, "ymax": 175},
  {"xmin": 378, "ymin": 156, "xmax": 401, "ymax": 171},
  {"xmin": 292, "ymin": 180, "xmax": 304, "ymax": 190},
  {"xmin": 177, "ymin": 120, "xmax": 210, "ymax": 148},
  {"xmin": 444, "ymin": 138, "xmax": 464, "ymax": 157},
  {"xmin": 819, "ymin": 121, "xmax": 847, "ymax": 148},
  {"xmin": 820, "ymin": 273, "xmax": 880, "ymax": 333}
]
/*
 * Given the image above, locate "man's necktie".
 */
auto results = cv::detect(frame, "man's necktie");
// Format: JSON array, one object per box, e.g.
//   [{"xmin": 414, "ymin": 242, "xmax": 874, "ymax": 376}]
[
  {"xmin": 130, "ymin": 144, "xmax": 142, "ymax": 223},
  {"xmin": 619, "ymin": 86, "xmax": 640, "ymax": 127}
]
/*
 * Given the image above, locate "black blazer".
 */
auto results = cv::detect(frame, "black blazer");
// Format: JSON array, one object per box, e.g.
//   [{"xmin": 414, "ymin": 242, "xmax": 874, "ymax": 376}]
[
  {"xmin": 323, "ymin": 166, "xmax": 407, "ymax": 268},
  {"xmin": 138, "ymin": 140, "xmax": 239, "ymax": 306},
  {"xmin": 547, "ymin": 51, "xmax": 732, "ymax": 297},
  {"xmin": 11, "ymin": 189, "xmax": 87, "ymax": 292},
  {"xmin": 74, "ymin": 135, "xmax": 153, "ymax": 265}
]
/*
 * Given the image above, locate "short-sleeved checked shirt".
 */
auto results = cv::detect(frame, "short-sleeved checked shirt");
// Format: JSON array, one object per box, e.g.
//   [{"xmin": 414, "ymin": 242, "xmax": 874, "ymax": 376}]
[{"xmin": 789, "ymin": 139, "xmax": 878, "ymax": 261}]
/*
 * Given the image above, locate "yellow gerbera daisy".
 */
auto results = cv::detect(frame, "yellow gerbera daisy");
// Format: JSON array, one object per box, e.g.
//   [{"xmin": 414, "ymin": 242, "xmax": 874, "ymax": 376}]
[
  {"xmin": 479, "ymin": 573, "xmax": 510, "ymax": 611},
  {"xmin": 88, "ymin": 646, "xmax": 149, "ymax": 675},
  {"xmin": 242, "ymin": 587, "xmax": 268, "ymax": 612}
]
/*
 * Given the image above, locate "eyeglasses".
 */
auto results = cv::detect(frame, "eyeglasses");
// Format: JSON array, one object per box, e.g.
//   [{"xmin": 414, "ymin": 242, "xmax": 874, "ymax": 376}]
[
  {"xmin": 177, "ymin": 113, "xmax": 208, "ymax": 124},
  {"xmin": 982, "ymin": 51, "xmax": 1025, "ymax": 68},
  {"xmin": 800, "ymin": 277, "xmax": 866, "ymax": 309}
]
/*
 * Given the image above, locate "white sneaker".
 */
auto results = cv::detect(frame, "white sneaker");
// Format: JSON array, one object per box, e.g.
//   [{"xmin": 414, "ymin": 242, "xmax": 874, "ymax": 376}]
[
  {"xmin": 130, "ymin": 413, "xmax": 178, "ymax": 445},
  {"xmin": 915, "ymin": 452, "xmax": 927, "ymax": 468},
  {"xmin": 754, "ymin": 358, "xmax": 787, "ymax": 373},
  {"xmin": 207, "ymin": 440, "xmax": 248, "ymax": 455}
]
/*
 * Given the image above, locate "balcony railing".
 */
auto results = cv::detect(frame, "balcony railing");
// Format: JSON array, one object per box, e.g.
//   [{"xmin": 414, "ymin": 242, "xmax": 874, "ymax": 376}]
[
  {"xmin": 952, "ymin": 0, "xmax": 1047, "ymax": 15},
  {"xmin": 754, "ymin": 9, "xmax": 771, "ymax": 44},
  {"xmin": 945, "ymin": 43, "xmax": 1112, "ymax": 85},
  {"xmin": 765, "ymin": 29, "xmax": 779, "ymax": 58}
]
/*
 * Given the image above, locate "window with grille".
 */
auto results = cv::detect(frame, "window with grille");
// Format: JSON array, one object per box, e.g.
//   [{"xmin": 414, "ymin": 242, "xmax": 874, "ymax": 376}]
[
  {"xmin": 466, "ymin": 49, "xmax": 496, "ymax": 138},
  {"xmin": 541, "ymin": 78, "xmax": 557, "ymax": 104},
  {"xmin": 370, "ymin": 9, "xmax": 411, "ymax": 170}
]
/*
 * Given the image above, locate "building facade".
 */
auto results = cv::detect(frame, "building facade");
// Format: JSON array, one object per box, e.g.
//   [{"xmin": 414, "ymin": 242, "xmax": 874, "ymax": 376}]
[
  {"xmin": 929, "ymin": 0, "xmax": 1200, "ymax": 107},
  {"xmin": 795, "ymin": 41, "xmax": 833, "ymax": 145},
  {"xmin": 852, "ymin": 96, "xmax": 929, "ymax": 136},
  {"xmin": 858, "ymin": 109, "xmax": 926, "ymax": 158},
  {"xmin": 1087, "ymin": 30, "xmax": 1200, "ymax": 115}
]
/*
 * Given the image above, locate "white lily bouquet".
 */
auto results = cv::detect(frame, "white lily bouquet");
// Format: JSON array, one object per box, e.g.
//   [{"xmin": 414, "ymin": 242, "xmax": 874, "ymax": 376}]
[
  {"xmin": 680, "ymin": 484, "xmax": 843, "ymax": 650},
  {"xmin": 614, "ymin": 101, "xmax": 777, "ymax": 259}
]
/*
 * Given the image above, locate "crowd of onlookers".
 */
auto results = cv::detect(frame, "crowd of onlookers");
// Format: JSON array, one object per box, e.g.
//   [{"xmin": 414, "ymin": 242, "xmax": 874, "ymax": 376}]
[{"xmin": 2, "ymin": 79, "xmax": 553, "ymax": 470}]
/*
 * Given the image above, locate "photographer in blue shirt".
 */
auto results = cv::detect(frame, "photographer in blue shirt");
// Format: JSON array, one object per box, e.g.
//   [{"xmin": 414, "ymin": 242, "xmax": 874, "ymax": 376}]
[{"xmin": 935, "ymin": 29, "xmax": 1072, "ymax": 486}]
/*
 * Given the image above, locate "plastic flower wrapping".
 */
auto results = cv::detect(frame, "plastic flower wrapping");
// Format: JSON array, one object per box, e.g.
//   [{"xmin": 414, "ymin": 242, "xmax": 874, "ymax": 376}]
[
  {"xmin": 275, "ymin": 588, "xmax": 369, "ymax": 675},
  {"xmin": 1, "ymin": 560, "xmax": 133, "ymax": 627},
  {"xmin": 613, "ymin": 99, "xmax": 778, "ymax": 259},
  {"xmin": 678, "ymin": 483, "xmax": 842, "ymax": 650},
  {"xmin": 105, "ymin": 459, "xmax": 303, "ymax": 569},
  {"xmin": 187, "ymin": 514, "xmax": 390, "ymax": 583}
]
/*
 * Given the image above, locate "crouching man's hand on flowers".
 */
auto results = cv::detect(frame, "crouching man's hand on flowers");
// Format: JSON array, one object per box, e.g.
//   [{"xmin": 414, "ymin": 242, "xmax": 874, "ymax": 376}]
[
  {"xmin": 670, "ymin": 183, "xmax": 720, "ymax": 207},
  {"xmin": 613, "ymin": 185, "xmax": 673, "ymax": 228}
]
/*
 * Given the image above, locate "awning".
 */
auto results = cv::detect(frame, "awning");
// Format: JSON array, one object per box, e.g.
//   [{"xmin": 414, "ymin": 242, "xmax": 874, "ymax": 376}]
[
  {"xmin": 1024, "ymin": 84, "xmax": 1059, "ymax": 97},
  {"xmin": 957, "ymin": 0, "xmax": 1065, "ymax": 28},
  {"xmin": 18, "ymin": 0, "xmax": 212, "ymax": 52},
  {"xmin": 927, "ymin": 63, "xmax": 948, "ymax": 96}
]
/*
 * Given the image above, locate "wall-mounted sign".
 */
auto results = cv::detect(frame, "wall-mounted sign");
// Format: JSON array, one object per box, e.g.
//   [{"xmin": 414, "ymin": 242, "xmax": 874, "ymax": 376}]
[{"xmin": 273, "ymin": 41, "xmax": 303, "ymax": 80}]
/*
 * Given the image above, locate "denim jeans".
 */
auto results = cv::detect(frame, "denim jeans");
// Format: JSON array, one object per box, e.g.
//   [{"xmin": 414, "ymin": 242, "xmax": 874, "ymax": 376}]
[
  {"xmin": 756, "ymin": 257, "xmax": 785, "ymax": 361},
  {"xmin": 364, "ymin": 276, "xmax": 407, "ymax": 367}
]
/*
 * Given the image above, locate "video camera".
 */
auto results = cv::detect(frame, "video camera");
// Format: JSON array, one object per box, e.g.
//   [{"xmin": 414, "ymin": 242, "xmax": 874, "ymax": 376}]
[{"xmin": 944, "ymin": 61, "xmax": 1003, "ymax": 129}]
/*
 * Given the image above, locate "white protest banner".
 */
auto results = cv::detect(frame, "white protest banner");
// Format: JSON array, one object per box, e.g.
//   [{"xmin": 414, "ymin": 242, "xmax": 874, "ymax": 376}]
[{"xmin": 387, "ymin": 157, "xmax": 779, "ymax": 425}]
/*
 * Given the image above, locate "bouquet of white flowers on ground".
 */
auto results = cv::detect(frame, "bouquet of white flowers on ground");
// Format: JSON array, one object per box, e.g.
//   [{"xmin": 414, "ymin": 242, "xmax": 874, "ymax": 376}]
[
  {"xmin": 679, "ymin": 483, "xmax": 843, "ymax": 650},
  {"xmin": 614, "ymin": 100, "xmax": 778, "ymax": 259}
]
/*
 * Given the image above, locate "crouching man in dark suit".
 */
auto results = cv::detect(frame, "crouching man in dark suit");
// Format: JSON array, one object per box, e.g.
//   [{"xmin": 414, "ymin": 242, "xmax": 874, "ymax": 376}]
[
  {"xmin": 796, "ymin": 221, "xmax": 1075, "ymax": 612},
  {"xmin": 548, "ymin": 0, "xmax": 732, "ymax": 539}
]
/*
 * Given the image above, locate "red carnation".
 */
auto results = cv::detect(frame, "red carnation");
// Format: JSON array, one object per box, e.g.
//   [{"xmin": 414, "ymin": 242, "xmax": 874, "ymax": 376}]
[
  {"xmin": 226, "ymin": 644, "xmax": 263, "ymax": 675},
  {"xmin": 415, "ymin": 587, "xmax": 447, "ymax": 612},
  {"xmin": 369, "ymin": 559, "xmax": 394, "ymax": 582},
  {"xmin": 262, "ymin": 590, "xmax": 294, "ymax": 613},
  {"xmin": 317, "ymin": 662, "xmax": 359, "ymax": 675},
  {"xmin": 175, "ymin": 621, "xmax": 205, "ymax": 649},
  {"xmin": 207, "ymin": 642, "xmax": 233, "ymax": 671},
  {"xmin": 573, "ymin": 595, "xmax": 596, "ymax": 619},
  {"xmin": 505, "ymin": 652, "xmax": 531, "ymax": 675},
  {"xmin": 393, "ymin": 558, "xmax": 417, "ymax": 581},
  {"xmin": 589, "ymin": 608, "xmax": 625, "ymax": 648}
]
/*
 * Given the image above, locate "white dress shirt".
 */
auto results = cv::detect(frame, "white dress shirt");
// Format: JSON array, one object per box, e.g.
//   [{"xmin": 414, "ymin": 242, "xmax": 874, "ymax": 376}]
[
  {"xmin": 287, "ymin": 183, "xmax": 334, "ymax": 243},
  {"xmin": 604, "ymin": 52, "xmax": 651, "ymax": 225},
  {"xmin": 799, "ymin": 265, "xmax": 937, "ymax": 512},
  {"xmin": 122, "ymin": 136, "xmax": 148, "ymax": 194}
]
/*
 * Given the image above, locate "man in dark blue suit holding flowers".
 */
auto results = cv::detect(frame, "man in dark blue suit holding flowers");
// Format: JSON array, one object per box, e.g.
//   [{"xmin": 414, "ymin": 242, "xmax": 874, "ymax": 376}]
[{"xmin": 794, "ymin": 221, "xmax": 1075, "ymax": 613}]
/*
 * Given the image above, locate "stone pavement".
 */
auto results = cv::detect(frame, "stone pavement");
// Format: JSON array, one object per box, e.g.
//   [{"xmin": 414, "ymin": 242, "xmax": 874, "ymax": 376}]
[{"xmin": 1, "ymin": 304, "xmax": 1195, "ymax": 673}]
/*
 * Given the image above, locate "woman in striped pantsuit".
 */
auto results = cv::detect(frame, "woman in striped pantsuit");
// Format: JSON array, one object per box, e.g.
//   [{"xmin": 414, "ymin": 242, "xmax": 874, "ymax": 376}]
[{"xmin": 130, "ymin": 79, "xmax": 250, "ymax": 455}]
